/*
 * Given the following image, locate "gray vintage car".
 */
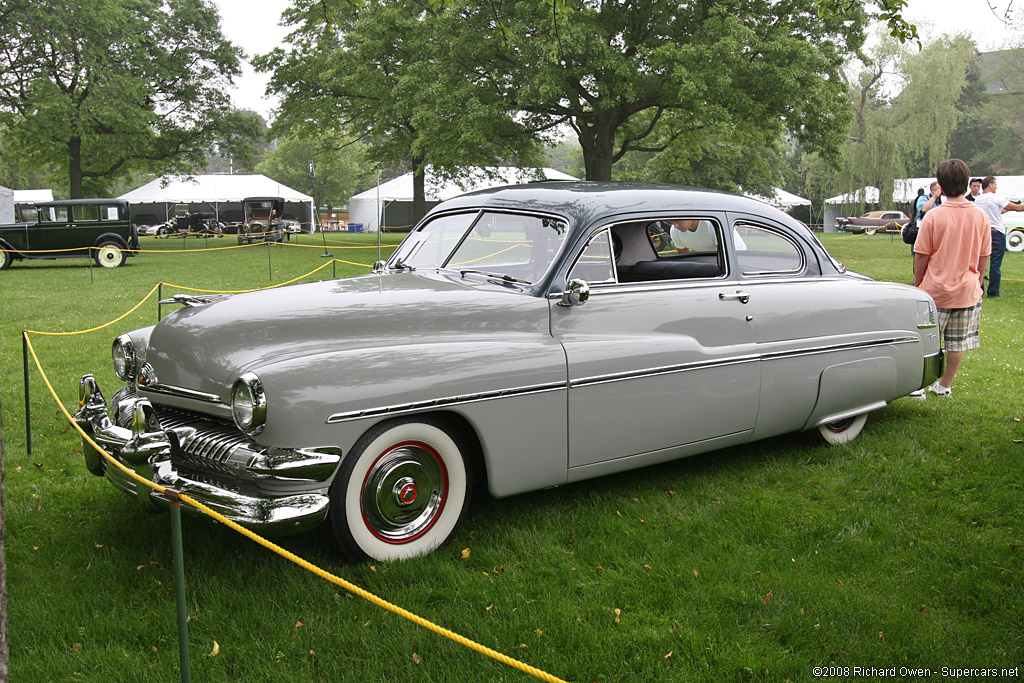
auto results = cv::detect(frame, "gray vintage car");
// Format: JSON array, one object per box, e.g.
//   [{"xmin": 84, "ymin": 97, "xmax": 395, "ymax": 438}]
[{"xmin": 75, "ymin": 182, "xmax": 943, "ymax": 562}]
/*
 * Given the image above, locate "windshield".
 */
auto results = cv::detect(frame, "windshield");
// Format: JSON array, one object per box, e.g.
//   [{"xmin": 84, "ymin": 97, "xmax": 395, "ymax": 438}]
[{"xmin": 392, "ymin": 211, "xmax": 569, "ymax": 284}]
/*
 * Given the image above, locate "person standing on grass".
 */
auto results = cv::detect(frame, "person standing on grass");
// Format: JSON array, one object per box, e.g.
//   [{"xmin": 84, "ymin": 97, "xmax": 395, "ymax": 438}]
[
  {"xmin": 972, "ymin": 176, "xmax": 1024, "ymax": 298},
  {"xmin": 913, "ymin": 159, "xmax": 991, "ymax": 397}
]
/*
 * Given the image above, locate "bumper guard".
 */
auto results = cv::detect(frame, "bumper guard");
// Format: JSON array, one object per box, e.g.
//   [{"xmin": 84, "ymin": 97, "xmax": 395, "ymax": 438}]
[{"xmin": 73, "ymin": 374, "xmax": 340, "ymax": 535}]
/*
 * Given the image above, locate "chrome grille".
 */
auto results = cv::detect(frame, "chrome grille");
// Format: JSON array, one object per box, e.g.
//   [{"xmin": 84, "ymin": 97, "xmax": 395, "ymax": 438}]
[{"xmin": 155, "ymin": 408, "xmax": 264, "ymax": 476}]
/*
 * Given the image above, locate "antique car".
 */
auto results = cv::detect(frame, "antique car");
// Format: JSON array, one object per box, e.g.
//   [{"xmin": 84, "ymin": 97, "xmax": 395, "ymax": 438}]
[
  {"xmin": 74, "ymin": 182, "xmax": 943, "ymax": 562},
  {"xmin": 237, "ymin": 196, "xmax": 286, "ymax": 244},
  {"xmin": 0, "ymin": 198, "xmax": 139, "ymax": 269},
  {"xmin": 836, "ymin": 210, "xmax": 911, "ymax": 235}
]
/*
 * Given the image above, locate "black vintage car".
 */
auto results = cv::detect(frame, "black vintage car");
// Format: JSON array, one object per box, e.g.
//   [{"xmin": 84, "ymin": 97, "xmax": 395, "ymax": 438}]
[
  {"xmin": 238, "ymin": 197, "xmax": 286, "ymax": 244},
  {"xmin": 0, "ymin": 199, "xmax": 139, "ymax": 269}
]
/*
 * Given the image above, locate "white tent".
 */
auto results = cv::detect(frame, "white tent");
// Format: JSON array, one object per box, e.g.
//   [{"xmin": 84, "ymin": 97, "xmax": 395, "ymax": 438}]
[
  {"xmin": 13, "ymin": 189, "xmax": 54, "ymax": 204},
  {"xmin": 349, "ymin": 166, "xmax": 578, "ymax": 232},
  {"xmin": 0, "ymin": 185, "xmax": 13, "ymax": 224},
  {"xmin": 120, "ymin": 174, "xmax": 315, "ymax": 229},
  {"xmin": 744, "ymin": 187, "xmax": 811, "ymax": 209}
]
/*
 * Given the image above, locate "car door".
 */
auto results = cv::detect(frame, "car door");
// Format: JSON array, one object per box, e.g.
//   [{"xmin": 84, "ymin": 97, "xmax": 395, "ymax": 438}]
[
  {"xmin": 550, "ymin": 216, "xmax": 760, "ymax": 475},
  {"xmin": 728, "ymin": 216, "xmax": 903, "ymax": 440}
]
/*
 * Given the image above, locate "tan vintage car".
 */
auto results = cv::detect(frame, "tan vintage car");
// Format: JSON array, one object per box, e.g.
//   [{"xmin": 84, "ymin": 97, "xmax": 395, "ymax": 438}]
[
  {"xmin": 75, "ymin": 182, "xmax": 943, "ymax": 562},
  {"xmin": 836, "ymin": 210, "xmax": 911, "ymax": 235}
]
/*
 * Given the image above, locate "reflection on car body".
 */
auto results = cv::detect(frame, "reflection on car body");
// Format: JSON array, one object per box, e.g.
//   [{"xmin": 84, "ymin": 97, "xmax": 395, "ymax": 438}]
[{"xmin": 74, "ymin": 182, "xmax": 943, "ymax": 561}]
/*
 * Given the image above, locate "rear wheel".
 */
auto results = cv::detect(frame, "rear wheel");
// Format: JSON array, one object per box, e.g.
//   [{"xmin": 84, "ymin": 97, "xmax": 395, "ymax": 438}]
[
  {"xmin": 94, "ymin": 241, "xmax": 127, "ymax": 268},
  {"xmin": 329, "ymin": 417, "xmax": 472, "ymax": 562},
  {"xmin": 819, "ymin": 413, "xmax": 868, "ymax": 445},
  {"xmin": 864, "ymin": 226, "xmax": 878, "ymax": 236},
  {"xmin": 0, "ymin": 248, "xmax": 12, "ymax": 270}
]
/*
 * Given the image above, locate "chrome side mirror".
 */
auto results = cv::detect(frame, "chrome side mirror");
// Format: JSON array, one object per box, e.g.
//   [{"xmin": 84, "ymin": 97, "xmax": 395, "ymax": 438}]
[
  {"xmin": 559, "ymin": 278, "xmax": 590, "ymax": 307},
  {"xmin": 372, "ymin": 260, "xmax": 388, "ymax": 274}
]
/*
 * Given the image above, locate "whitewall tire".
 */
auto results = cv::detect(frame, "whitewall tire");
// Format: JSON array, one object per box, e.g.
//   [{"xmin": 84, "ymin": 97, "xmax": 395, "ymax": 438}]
[
  {"xmin": 1007, "ymin": 229, "xmax": 1023, "ymax": 252},
  {"xmin": 329, "ymin": 417, "xmax": 472, "ymax": 562},
  {"xmin": 94, "ymin": 241, "xmax": 127, "ymax": 268},
  {"xmin": 818, "ymin": 413, "xmax": 868, "ymax": 445}
]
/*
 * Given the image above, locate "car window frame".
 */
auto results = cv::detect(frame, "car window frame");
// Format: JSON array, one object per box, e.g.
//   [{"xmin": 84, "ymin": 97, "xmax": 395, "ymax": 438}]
[
  {"xmin": 564, "ymin": 216, "xmax": 731, "ymax": 290},
  {"xmin": 731, "ymin": 219, "xmax": 807, "ymax": 278}
]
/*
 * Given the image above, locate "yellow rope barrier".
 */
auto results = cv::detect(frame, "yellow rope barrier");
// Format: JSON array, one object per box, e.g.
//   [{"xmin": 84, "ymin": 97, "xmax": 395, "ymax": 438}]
[
  {"xmin": 22, "ymin": 333, "xmax": 570, "ymax": 683},
  {"xmin": 25, "ymin": 283, "xmax": 162, "ymax": 337}
]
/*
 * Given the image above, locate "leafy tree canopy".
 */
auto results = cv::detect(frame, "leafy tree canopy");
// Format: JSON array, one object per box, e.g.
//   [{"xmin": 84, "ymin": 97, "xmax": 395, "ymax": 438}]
[
  {"xmin": 257, "ymin": 0, "xmax": 548, "ymax": 221},
  {"xmin": 0, "ymin": 0, "xmax": 258, "ymax": 198},
  {"xmin": 256, "ymin": 129, "xmax": 375, "ymax": 210}
]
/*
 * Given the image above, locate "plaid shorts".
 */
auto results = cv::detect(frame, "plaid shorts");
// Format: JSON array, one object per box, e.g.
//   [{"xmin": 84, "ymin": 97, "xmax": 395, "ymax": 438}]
[{"xmin": 937, "ymin": 301, "xmax": 982, "ymax": 352}]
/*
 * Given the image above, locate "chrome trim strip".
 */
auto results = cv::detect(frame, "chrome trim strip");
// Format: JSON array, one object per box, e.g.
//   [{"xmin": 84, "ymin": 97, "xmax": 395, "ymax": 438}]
[
  {"xmin": 326, "ymin": 336, "xmax": 920, "ymax": 423},
  {"xmin": 144, "ymin": 383, "xmax": 222, "ymax": 403},
  {"xmin": 571, "ymin": 355, "xmax": 760, "ymax": 388},
  {"xmin": 326, "ymin": 381, "xmax": 567, "ymax": 424},
  {"xmin": 760, "ymin": 336, "xmax": 918, "ymax": 361}
]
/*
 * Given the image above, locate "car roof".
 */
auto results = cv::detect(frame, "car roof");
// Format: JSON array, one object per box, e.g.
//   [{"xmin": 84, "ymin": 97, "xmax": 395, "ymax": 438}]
[
  {"xmin": 430, "ymin": 181, "xmax": 797, "ymax": 230},
  {"xmin": 34, "ymin": 198, "xmax": 130, "ymax": 208}
]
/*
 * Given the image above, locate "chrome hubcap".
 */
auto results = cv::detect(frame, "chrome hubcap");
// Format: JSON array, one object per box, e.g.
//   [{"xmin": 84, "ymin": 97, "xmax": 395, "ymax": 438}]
[
  {"xmin": 825, "ymin": 417, "xmax": 854, "ymax": 433},
  {"xmin": 362, "ymin": 442, "xmax": 446, "ymax": 543}
]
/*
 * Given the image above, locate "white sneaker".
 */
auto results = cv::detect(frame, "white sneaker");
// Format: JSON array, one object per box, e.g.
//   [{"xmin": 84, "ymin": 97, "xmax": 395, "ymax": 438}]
[
  {"xmin": 927, "ymin": 381, "xmax": 952, "ymax": 397},
  {"xmin": 907, "ymin": 389, "xmax": 926, "ymax": 400}
]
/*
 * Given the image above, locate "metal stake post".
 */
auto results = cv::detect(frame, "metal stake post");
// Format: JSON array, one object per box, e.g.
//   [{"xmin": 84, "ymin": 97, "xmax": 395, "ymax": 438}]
[
  {"xmin": 167, "ymin": 490, "xmax": 191, "ymax": 683},
  {"xmin": 267, "ymin": 239, "xmax": 272, "ymax": 283},
  {"xmin": 158, "ymin": 283, "xmax": 163, "ymax": 322},
  {"xmin": 22, "ymin": 333, "xmax": 30, "ymax": 457}
]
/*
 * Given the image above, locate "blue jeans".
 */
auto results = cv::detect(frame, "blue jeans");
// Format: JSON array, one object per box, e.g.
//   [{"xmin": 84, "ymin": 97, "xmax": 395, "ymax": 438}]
[{"xmin": 988, "ymin": 230, "xmax": 1005, "ymax": 297}]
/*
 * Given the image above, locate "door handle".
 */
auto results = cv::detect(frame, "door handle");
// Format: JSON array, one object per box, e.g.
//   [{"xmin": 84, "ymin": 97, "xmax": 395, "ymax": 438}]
[{"xmin": 719, "ymin": 290, "xmax": 750, "ymax": 304}]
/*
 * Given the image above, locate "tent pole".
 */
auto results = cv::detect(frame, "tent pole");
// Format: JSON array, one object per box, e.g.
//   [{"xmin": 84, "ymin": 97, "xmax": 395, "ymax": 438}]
[{"xmin": 376, "ymin": 170, "xmax": 382, "ymax": 265}]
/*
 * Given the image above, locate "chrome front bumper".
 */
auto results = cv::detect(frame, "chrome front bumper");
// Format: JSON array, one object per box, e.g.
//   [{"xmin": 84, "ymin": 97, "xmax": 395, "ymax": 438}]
[{"xmin": 73, "ymin": 374, "xmax": 342, "ymax": 536}]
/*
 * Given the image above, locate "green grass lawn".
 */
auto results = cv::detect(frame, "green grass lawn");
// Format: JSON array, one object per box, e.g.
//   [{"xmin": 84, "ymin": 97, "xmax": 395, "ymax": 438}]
[{"xmin": 1, "ymin": 231, "xmax": 1021, "ymax": 682}]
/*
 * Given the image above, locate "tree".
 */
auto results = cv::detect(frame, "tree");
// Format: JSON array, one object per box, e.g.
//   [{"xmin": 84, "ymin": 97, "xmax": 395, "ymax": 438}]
[
  {"xmin": 257, "ymin": 0, "xmax": 548, "ymax": 224},
  {"xmin": 0, "ymin": 0, "xmax": 257, "ymax": 198},
  {"xmin": 801, "ymin": 32, "xmax": 976, "ymax": 212},
  {"xmin": 256, "ymin": 130, "xmax": 375, "ymax": 209},
  {"xmin": 950, "ymin": 47, "xmax": 1024, "ymax": 174},
  {"xmin": 439, "ymin": 0, "xmax": 867, "ymax": 182}
]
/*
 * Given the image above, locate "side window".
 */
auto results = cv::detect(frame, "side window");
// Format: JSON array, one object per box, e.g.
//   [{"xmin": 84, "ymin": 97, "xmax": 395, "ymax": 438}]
[
  {"xmin": 568, "ymin": 230, "xmax": 615, "ymax": 284},
  {"xmin": 733, "ymin": 223, "xmax": 803, "ymax": 276},
  {"xmin": 73, "ymin": 204, "xmax": 99, "ymax": 222},
  {"xmin": 101, "ymin": 205, "xmax": 121, "ymax": 221},
  {"xmin": 615, "ymin": 219, "xmax": 725, "ymax": 283},
  {"xmin": 42, "ymin": 206, "xmax": 68, "ymax": 223}
]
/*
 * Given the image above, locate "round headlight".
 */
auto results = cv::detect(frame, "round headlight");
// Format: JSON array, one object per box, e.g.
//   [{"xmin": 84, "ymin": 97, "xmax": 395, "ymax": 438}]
[
  {"xmin": 231, "ymin": 372, "xmax": 267, "ymax": 435},
  {"xmin": 112, "ymin": 334, "xmax": 136, "ymax": 381}
]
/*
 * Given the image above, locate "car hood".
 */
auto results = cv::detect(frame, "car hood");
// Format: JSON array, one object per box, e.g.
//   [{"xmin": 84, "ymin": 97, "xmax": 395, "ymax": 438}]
[{"xmin": 143, "ymin": 270, "xmax": 548, "ymax": 402}]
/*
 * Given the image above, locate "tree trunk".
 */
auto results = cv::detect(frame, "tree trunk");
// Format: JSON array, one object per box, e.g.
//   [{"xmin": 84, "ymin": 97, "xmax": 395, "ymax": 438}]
[
  {"xmin": 69, "ymin": 137, "xmax": 84, "ymax": 199},
  {"xmin": 411, "ymin": 156, "xmax": 427, "ymax": 226},
  {"xmin": 577, "ymin": 121, "xmax": 616, "ymax": 181},
  {"xmin": 0, "ymin": 394, "xmax": 8, "ymax": 683}
]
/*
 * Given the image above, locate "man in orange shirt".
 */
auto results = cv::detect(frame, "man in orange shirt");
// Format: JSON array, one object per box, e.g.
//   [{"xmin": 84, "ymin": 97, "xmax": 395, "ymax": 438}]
[{"xmin": 913, "ymin": 159, "xmax": 991, "ymax": 397}]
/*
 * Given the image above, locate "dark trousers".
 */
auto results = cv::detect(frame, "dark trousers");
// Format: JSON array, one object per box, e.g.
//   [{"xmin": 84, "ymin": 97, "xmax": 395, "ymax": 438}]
[{"xmin": 988, "ymin": 230, "xmax": 1005, "ymax": 297}]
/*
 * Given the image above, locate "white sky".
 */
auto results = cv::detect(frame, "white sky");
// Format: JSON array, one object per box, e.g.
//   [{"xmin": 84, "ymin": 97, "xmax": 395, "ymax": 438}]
[{"xmin": 212, "ymin": 0, "xmax": 1024, "ymax": 121}]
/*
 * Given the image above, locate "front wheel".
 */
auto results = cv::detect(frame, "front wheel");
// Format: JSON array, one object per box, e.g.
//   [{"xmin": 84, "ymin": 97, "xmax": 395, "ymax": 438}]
[
  {"xmin": 818, "ymin": 413, "xmax": 868, "ymax": 445},
  {"xmin": 94, "ymin": 241, "xmax": 127, "ymax": 268},
  {"xmin": 329, "ymin": 417, "xmax": 472, "ymax": 562},
  {"xmin": 0, "ymin": 248, "xmax": 12, "ymax": 270}
]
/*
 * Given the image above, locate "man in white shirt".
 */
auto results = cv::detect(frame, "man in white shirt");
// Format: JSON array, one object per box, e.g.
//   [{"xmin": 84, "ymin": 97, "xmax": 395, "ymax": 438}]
[
  {"xmin": 669, "ymin": 219, "xmax": 747, "ymax": 253},
  {"xmin": 670, "ymin": 219, "xmax": 717, "ymax": 253},
  {"xmin": 973, "ymin": 176, "xmax": 1024, "ymax": 297}
]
